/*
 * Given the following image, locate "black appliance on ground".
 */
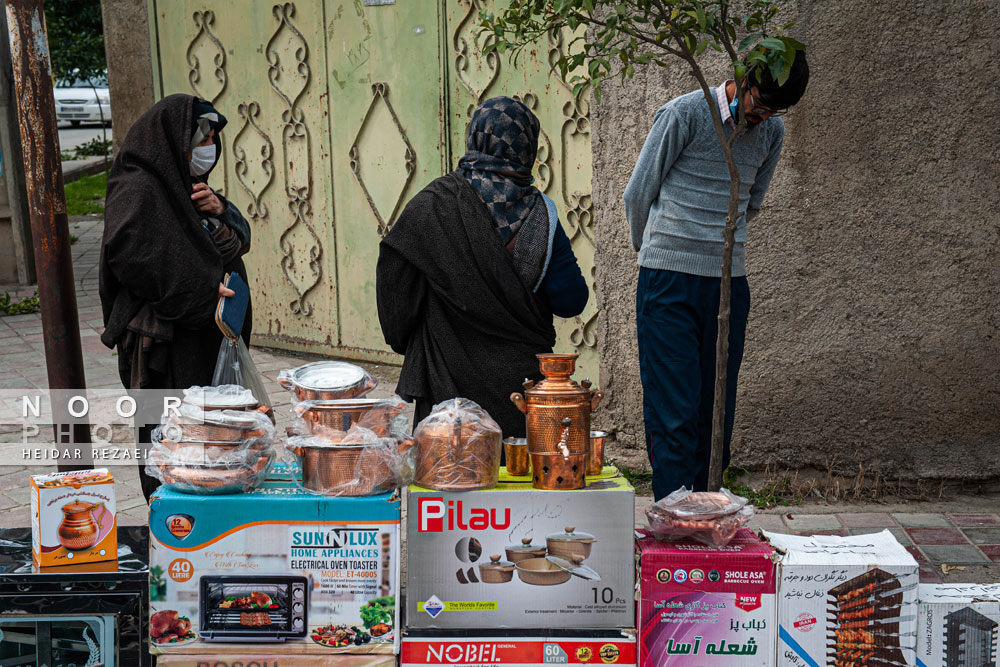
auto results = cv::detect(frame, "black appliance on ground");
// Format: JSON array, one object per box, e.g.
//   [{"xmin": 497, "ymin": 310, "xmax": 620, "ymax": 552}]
[{"xmin": 0, "ymin": 525, "xmax": 150, "ymax": 667}]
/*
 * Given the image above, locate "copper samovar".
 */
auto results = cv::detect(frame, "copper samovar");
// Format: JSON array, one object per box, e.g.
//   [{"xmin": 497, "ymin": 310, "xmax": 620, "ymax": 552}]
[
  {"xmin": 510, "ymin": 353, "xmax": 603, "ymax": 459},
  {"xmin": 58, "ymin": 500, "xmax": 108, "ymax": 550}
]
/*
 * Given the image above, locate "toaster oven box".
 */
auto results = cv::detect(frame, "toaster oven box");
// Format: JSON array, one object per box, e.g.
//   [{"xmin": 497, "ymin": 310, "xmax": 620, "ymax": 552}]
[
  {"xmin": 406, "ymin": 476, "xmax": 635, "ymax": 630},
  {"xmin": 401, "ymin": 630, "xmax": 637, "ymax": 666},
  {"xmin": 917, "ymin": 584, "xmax": 1000, "ymax": 667},
  {"xmin": 149, "ymin": 481, "xmax": 400, "ymax": 656},
  {"xmin": 636, "ymin": 529, "xmax": 777, "ymax": 665},
  {"xmin": 763, "ymin": 529, "xmax": 919, "ymax": 667},
  {"xmin": 30, "ymin": 468, "xmax": 117, "ymax": 567}
]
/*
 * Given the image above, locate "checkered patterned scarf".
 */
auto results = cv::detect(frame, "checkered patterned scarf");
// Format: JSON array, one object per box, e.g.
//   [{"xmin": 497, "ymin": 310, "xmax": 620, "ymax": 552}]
[{"xmin": 458, "ymin": 96, "xmax": 541, "ymax": 246}]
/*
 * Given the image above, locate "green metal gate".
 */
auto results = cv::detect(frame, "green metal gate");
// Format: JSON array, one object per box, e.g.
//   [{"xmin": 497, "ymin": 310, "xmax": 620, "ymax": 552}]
[{"xmin": 148, "ymin": 0, "xmax": 598, "ymax": 381}]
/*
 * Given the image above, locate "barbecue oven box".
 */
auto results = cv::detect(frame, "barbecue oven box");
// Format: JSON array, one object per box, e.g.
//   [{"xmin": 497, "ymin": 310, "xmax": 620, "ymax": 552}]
[
  {"xmin": 764, "ymin": 529, "xmax": 919, "ymax": 667},
  {"xmin": 917, "ymin": 584, "xmax": 1000, "ymax": 667},
  {"xmin": 148, "ymin": 480, "xmax": 401, "ymax": 656},
  {"xmin": 636, "ymin": 528, "xmax": 777, "ymax": 665},
  {"xmin": 401, "ymin": 630, "xmax": 637, "ymax": 667},
  {"xmin": 405, "ymin": 475, "xmax": 635, "ymax": 629}
]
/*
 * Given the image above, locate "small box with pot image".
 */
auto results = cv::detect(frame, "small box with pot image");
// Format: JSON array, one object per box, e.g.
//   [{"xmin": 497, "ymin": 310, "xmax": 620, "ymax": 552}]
[
  {"xmin": 917, "ymin": 584, "xmax": 1000, "ymax": 667},
  {"xmin": 401, "ymin": 629, "xmax": 637, "ymax": 667},
  {"xmin": 149, "ymin": 480, "xmax": 401, "ymax": 656},
  {"xmin": 405, "ymin": 475, "xmax": 635, "ymax": 629},
  {"xmin": 764, "ymin": 529, "xmax": 920, "ymax": 667},
  {"xmin": 30, "ymin": 468, "xmax": 117, "ymax": 567},
  {"xmin": 636, "ymin": 529, "xmax": 778, "ymax": 666}
]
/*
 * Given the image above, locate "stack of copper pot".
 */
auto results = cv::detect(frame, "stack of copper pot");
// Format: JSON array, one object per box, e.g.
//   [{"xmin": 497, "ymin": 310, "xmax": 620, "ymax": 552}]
[
  {"xmin": 279, "ymin": 361, "xmax": 412, "ymax": 496},
  {"xmin": 510, "ymin": 353, "xmax": 603, "ymax": 490},
  {"xmin": 151, "ymin": 386, "xmax": 277, "ymax": 495}
]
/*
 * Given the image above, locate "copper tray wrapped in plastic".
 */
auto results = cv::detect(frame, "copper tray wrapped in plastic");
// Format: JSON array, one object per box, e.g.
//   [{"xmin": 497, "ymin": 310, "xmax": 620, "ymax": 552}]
[{"xmin": 645, "ymin": 487, "xmax": 754, "ymax": 548}]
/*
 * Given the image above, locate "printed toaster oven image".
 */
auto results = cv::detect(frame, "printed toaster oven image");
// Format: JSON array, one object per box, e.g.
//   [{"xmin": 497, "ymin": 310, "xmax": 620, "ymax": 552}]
[
  {"xmin": 827, "ymin": 568, "xmax": 915, "ymax": 667},
  {"xmin": 198, "ymin": 575, "xmax": 308, "ymax": 641},
  {"xmin": 944, "ymin": 607, "xmax": 998, "ymax": 667}
]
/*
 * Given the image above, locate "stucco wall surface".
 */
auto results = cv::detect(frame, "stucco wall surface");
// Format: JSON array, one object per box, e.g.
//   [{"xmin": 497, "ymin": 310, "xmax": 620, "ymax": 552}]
[
  {"xmin": 593, "ymin": 0, "xmax": 1000, "ymax": 482},
  {"xmin": 100, "ymin": 0, "xmax": 154, "ymax": 154}
]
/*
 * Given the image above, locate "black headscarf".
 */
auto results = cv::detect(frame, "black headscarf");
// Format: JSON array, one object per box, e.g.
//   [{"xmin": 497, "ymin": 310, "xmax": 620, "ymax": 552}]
[
  {"xmin": 190, "ymin": 99, "xmax": 227, "ymax": 154},
  {"xmin": 457, "ymin": 96, "xmax": 543, "ymax": 246},
  {"xmin": 100, "ymin": 94, "xmax": 224, "ymax": 349}
]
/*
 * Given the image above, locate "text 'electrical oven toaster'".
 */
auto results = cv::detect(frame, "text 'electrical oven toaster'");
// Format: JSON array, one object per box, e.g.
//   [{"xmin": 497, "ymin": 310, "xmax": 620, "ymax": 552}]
[{"xmin": 198, "ymin": 575, "xmax": 309, "ymax": 642}]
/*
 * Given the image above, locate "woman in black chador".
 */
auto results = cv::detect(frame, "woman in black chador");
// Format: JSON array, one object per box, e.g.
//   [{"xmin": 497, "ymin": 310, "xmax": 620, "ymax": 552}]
[
  {"xmin": 99, "ymin": 94, "xmax": 252, "ymax": 500},
  {"xmin": 376, "ymin": 96, "xmax": 588, "ymax": 436}
]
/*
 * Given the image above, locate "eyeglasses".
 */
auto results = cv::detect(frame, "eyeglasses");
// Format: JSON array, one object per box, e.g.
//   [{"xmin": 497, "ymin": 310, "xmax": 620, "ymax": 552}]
[{"xmin": 748, "ymin": 88, "xmax": 788, "ymax": 117}]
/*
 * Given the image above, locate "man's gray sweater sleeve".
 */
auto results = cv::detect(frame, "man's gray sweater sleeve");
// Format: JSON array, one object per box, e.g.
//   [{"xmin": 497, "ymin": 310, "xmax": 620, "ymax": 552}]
[
  {"xmin": 623, "ymin": 104, "xmax": 690, "ymax": 252},
  {"xmin": 745, "ymin": 120, "xmax": 785, "ymax": 222}
]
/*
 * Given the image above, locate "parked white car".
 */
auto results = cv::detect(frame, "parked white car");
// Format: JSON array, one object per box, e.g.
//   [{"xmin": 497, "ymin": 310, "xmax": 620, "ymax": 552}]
[{"xmin": 53, "ymin": 72, "xmax": 111, "ymax": 127}]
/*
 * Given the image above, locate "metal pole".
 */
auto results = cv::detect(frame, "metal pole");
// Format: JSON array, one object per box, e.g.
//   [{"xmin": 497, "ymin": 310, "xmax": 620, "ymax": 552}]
[
  {"xmin": 6, "ymin": 0, "xmax": 91, "ymax": 470},
  {"xmin": 0, "ymin": 7, "xmax": 34, "ymax": 284}
]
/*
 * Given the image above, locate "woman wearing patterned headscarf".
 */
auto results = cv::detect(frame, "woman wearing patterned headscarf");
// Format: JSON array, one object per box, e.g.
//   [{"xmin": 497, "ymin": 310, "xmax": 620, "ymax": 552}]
[
  {"xmin": 100, "ymin": 94, "xmax": 253, "ymax": 501},
  {"xmin": 377, "ymin": 96, "xmax": 588, "ymax": 436}
]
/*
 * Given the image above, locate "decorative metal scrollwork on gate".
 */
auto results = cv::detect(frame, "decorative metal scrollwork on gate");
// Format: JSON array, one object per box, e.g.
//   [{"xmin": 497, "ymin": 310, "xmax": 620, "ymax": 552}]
[
  {"xmin": 232, "ymin": 101, "xmax": 274, "ymax": 221},
  {"xmin": 349, "ymin": 82, "xmax": 417, "ymax": 237},
  {"xmin": 267, "ymin": 1, "xmax": 323, "ymax": 317}
]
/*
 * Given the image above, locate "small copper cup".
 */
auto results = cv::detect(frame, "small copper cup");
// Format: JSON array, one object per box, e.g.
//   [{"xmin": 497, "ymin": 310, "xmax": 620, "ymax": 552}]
[
  {"xmin": 503, "ymin": 437, "xmax": 530, "ymax": 477},
  {"xmin": 587, "ymin": 430, "xmax": 608, "ymax": 476}
]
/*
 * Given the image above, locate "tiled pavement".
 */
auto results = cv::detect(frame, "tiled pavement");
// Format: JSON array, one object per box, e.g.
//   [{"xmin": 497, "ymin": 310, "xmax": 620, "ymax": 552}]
[{"xmin": 2, "ymin": 218, "xmax": 999, "ymax": 584}]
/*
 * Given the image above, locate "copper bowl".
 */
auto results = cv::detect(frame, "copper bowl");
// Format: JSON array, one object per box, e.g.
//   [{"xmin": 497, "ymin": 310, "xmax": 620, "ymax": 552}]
[
  {"xmin": 159, "ymin": 438, "xmax": 270, "ymax": 463},
  {"xmin": 153, "ymin": 452, "xmax": 274, "ymax": 495},
  {"xmin": 504, "ymin": 537, "xmax": 546, "ymax": 564},
  {"xmin": 479, "ymin": 554, "xmax": 515, "ymax": 584},
  {"xmin": 165, "ymin": 410, "xmax": 268, "ymax": 442},
  {"xmin": 530, "ymin": 452, "xmax": 586, "ymax": 490},
  {"xmin": 515, "ymin": 557, "xmax": 571, "ymax": 586},
  {"xmin": 279, "ymin": 361, "xmax": 376, "ymax": 401},
  {"xmin": 290, "ymin": 437, "xmax": 412, "ymax": 496},
  {"xmin": 295, "ymin": 398, "xmax": 403, "ymax": 438}
]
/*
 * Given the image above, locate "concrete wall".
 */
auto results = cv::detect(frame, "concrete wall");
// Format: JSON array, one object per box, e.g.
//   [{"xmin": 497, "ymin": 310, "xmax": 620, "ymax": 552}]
[
  {"xmin": 593, "ymin": 0, "xmax": 1000, "ymax": 483},
  {"xmin": 100, "ymin": 0, "xmax": 154, "ymax": 154}
]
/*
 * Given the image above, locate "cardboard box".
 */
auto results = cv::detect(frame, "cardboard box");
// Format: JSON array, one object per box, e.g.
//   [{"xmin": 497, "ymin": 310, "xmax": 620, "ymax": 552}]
[
  {"xmin": 149, "ymin": 481, "xmax": 400, "ymax": 656},
  {"xmin": 30, "ymin": 468, "xmax": 117, "ymax": 567},
  {"xmin": 764, "ymin": 529, "xmax": 919, "ymax": 667},
  {"xmin": 636, "ymin": 529, "xmax": 777, "ymax": 665},
  {"xmin": 917, "ymin": 584, "xmax": 1000, "ymax": 667},
  {"xmin": 153, "ymin": 654, "xmax": 397, "ymax": 667},
  {"xmin": 406, "ymin": 476, "xmax": 635, "ymax": 629},
  {"xmin": 401, "ymin": 631, "xmax": 637, "ymax": 666}
]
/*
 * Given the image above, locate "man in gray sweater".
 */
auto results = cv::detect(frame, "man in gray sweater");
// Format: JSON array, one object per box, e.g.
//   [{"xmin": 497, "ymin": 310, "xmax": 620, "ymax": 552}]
[{"xmin": 624, "ymin": 56, "xmax": 809, "ymax": 500}]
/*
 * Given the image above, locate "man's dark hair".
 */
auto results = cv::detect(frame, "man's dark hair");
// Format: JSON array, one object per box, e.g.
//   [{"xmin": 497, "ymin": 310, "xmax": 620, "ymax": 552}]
[{"xmin": 749, "ymin": 49, "xmax": 809, "ymax": 109}]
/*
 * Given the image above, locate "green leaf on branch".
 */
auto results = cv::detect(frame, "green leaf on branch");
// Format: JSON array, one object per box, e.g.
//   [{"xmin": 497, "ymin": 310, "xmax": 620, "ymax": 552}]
[
  {"xmin": 759, "ymin": 37, "xmax": 786, "ymax": 52},
  {"xmin": 738, "ymin": 32, "xmax": 764, "ymax": 52}
]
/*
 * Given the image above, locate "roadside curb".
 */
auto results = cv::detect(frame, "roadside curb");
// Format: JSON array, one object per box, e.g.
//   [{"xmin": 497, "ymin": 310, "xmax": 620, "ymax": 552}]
[{"xmin": 62, "ymin": 156, "xmax": 109, "ymax": 184}]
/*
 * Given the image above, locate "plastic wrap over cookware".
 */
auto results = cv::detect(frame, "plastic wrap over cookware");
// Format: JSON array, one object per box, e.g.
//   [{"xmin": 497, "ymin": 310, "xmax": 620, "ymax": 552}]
[
  {"xmin": 284, "ymin": 425, "xmax": 414, "ymax": 497},
  {"xmin": 277, "ymin": 361, "xmax": 377, "ymax": 401},
  {"xmin": 290, "ymin": 395, "xmax": 408, "ymax": 441},
  {"xmin": 645, "ymin": 487, "xmax": 755, "ymax": 548},
  {"xmin": 413, "ymin": 398, "xmax": 502, "ymax": 491}
]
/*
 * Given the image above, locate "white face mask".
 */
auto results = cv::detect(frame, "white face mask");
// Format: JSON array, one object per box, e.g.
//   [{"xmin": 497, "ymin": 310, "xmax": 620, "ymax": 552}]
[{"xmin": 189, "ymin": 144, "xmax": 217, "ymax": 176}]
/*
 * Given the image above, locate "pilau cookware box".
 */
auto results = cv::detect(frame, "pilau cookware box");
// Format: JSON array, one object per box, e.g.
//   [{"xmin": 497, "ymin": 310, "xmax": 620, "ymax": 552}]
[
  {"xmin": 636, "ymin": 529, "xmax": 777, "ymax": 665},
  {"xmin": 149, "ymin": 480, "xmax": 400, "ymax": 656},
  {"xmin": 917, "ymin": 584, "xmax": 1000, "ymax": 667},
  {"xmin": 406, "ymin": 475, "xmax": 635, "ymax": 629},
  {"xmin": 764, "ymin": 529, "xmax": 919, "ymax": 667},
  {"xmin": 401, "ymin": 630, "xmax": 637, "ymax": 667}
]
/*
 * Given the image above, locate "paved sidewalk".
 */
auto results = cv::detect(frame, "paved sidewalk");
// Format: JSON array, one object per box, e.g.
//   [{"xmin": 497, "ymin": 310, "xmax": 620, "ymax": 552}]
[{"xmin": 1, "ymin": 218, "xmax": 998, "ymax": 585}]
